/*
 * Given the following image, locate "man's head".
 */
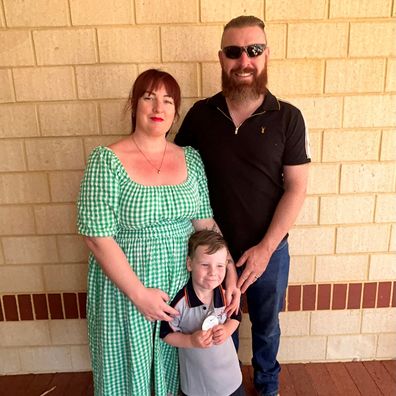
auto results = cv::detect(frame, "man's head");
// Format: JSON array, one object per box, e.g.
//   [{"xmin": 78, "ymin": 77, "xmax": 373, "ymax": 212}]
[
  {"xmin": 187, "ymin": 230, "xmax": 228, "ymax": 292},
  {"xmin": 219, "ymin": 16, "xmax": 269, "ymax": 102}
]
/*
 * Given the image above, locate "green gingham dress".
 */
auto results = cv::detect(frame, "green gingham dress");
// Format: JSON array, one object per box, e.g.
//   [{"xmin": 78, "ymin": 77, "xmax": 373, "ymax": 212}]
[{"xmin": 77, "ymin": 145, "xmax": 213, "ymax": 396}]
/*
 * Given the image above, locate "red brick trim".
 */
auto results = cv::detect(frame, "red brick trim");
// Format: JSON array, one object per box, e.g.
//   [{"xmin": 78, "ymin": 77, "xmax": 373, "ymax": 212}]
[{"xmin": 0, "ymin": 282, "xmax": 395, "ymax": 321}]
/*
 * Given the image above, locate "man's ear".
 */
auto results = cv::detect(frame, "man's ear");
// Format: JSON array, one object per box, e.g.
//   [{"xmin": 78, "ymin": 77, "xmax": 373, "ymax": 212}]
[
  {"xmin": 186, "ymin": 256, "xmax": 192, "ymax": 272},
  {"xmin": 218, "ymin": 50, "xmax": 224, "ymax": 68}
]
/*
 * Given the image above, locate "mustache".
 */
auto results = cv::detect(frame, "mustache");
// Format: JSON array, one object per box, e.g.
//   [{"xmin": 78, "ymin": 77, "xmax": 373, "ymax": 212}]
[{"xmin": 231, "ymin": 67, "xmax": 256, "ymax": 74}]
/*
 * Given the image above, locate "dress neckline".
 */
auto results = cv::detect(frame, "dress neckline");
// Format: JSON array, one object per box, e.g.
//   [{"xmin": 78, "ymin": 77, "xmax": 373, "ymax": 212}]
[{"xmin": 100, "ymin": 146, "xmax": 191, "ymax": 188}]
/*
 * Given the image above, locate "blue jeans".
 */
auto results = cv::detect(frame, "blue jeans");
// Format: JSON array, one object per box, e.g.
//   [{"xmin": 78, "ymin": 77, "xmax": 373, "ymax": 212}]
[{"xmin": 234, "ymin": 238, "xmax": 290, "ymax": 396}]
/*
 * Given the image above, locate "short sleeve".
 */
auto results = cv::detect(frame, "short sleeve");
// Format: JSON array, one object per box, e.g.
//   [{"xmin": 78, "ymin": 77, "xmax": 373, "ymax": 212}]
[
  {"xmin": 187, "ymin": 147, "xmax": 213, "ymax": 220},
  {"xmin": 283, "ymin": 108, "xmax": 311, "ymax": 165},
  {"xmin": 77, "ymin": 147, "xmax": 120, "ymax": 237}
]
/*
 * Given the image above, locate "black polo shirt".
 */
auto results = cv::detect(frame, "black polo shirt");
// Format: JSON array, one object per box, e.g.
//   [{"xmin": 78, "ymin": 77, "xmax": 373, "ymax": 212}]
[{"xmin": 175, "ymin": 90, "xmax": 311, "ymax": 261}]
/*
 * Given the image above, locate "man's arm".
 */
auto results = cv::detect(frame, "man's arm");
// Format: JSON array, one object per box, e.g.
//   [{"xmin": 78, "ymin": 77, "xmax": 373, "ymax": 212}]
[{"xmin": 236, "ymin": 163, "xmax": 309, "ymax": 293}]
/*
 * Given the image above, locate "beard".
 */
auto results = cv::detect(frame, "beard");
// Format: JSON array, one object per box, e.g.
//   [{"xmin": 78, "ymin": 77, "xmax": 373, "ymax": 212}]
[{"xmin": 221, "ymin": 65, "xmax": 268, "ymax": 102}]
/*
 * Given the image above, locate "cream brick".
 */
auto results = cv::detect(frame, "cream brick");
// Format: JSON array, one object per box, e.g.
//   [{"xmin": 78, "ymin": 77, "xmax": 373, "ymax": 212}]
[
  {"xmin": 19, "ymin": 346, "xmax": 72, "ymax": 373},
  {"xmin": 336, "ymin": 225, "xmax": 389, "ymax": 253},
  {"xmin": 161, "ymin": 26, "xmax": 223, "ymax": 62},
  {"xmin": 71, "ymin": 345, "xmax": 91, "ymax": 371},
  {"xmin": 295, "ymin": 197, "xmax": 318, "ymax": 225},
  {"xmin": 323, "ymin": 129, "xmax": 381, "ymax": 162},
  {"xmin": 0, "ymin": 322, "xmax": 50, "ymax": 347},
  {"xmin": 350, "ymin": 22, "xmax": 396, "ymax": 57},
  {"xmin": 0, "ymin": 4, "xmax": 5, "ymax": 27},
  {"xmin": 340, "ymin": 163, "xmax": 395, "ymax": 193},
  {"xmin": 327, "ymin": 335, "xmax": 377, "ymax": 360},
  {"xmin": 57, "ymin": 235, "xmax": 89, "ymax": 263},
  {"xmin": 289, "ymin": 227, "xmax": 335, "ymax": 255},
  {"xmin": 26, "ymin": 138, "xmax": 85, "ymax": 171},
  {"xmin": 49, "ymin": 171, "xmax": 84, "ymax": 203},
  {"xmin": 0, "ymin": 265, "xmax": 44, "ymax": 292},
  {"xmin": 0, "ymin": 31, "xmax": 34, "ymax": 67},
  {"xmin": 376, "ymin": 333, "xmax": 396, "ymax": 358},
  {"xmin": 136, "ymin": 0, "xmax": 198, "ymax": 23},
  {"xmin": 34, "ymin": 204, "xmax": 77, "ymax": 234},
  {"xmin": 376, "ymin": 194, "xmax": 396, "ymax": 223},
  {"xmin": 288, "ymin": 256, "xmax": 314, "ymax": 283},
  {"xmin": 369, "ymin": 254, "xmax": 396, "ymax": 280},
  {"xmin": 202, "ymin": 63, "xmax": 221, "ymax": 98},
  {"xmin": 34, "ymin": 29, "xmax": 96, "ymax": 66},
  {"xmin": 315, "ymin": 255, "xmax": 368, "ymax": 282},
  {"xmin": 50, "ymin": 320, "xmax": 88, "ymax": 345},
  {"xmin": 269, "ymin": 60, "xmax": 323, "ymax": 96},
  {"xmin": 69, "ymin": 0, "xmax": 134, "ymax": 25},
  {"xmin": 362, "ymin": 308, "xmax": 396, "ymax": 333},
  {"xmin": 307, "ymin": 130, "xmax": 321, "ymax": 163},
  {"xmin": 39, "ymin": 103, "xmax": 99, "ymax": 137},
  {"xmin": 289, "ymin": 97, "xmax": 343, "ymax": 129},
  {"xmin": 266, "ymin": 24, "xmax": 287, "ymax": 60},
  {"xmin": 238, "ymin": 338, "xmax": 252, "ymax": 364},
  {"xmin": 0, "ymin": 206, "xmax": 35, "ymax": 235},
  {"xmin": 307, "ymin": 164, "xmax": 339, "ymax": 195},
  {"xmin": 138, "ymin": 63, "xmax": 200, "ymax": 98},
  {"xmin": 0, "ymin": 69, "xmax": 14, "ymax": 103},
  {"xmin": 0, "ymin": 247, "xmax": 4, "ymax": 265},
  {"xmin": 4, "ymin": 0, "xmax": 69, "ymax": 27},
  {"xmin": 0, "ymin": 140, "xmax": 27, "ymax": 171},
  {"xmin": 14, "ymin": 67, "xmax": 76, "ymax": 102},
  {"xmin": 43, "ymin": 264, "xmax": 88, "ymax": 291},
  {"xmin": 100, "ymin": 101, "xmax": 131, "ymax": 135},
  {"xmin": 0, "ymin": 173, "xmax": 50, "ymax": 204},
  {"xmin": 266, "ymin": 0, "xmax": 326, "ymax": 20},
  {"xmin": 2, "ymin": 236, "xmax": 58, "ymax": 264},
  {"xmin": 311, "ymin": 310, "xmax": 361, "ymax": 335},
  {"xmin": 76, "ymin": 65, "xmax": 137, "ymax": 100},
  {"xmin": 280, "ymin": 311, "xmax": 310, "ymax": 336},
  {"xmin": 0, "ymin": 348, "xmax": 21, "ymax": 374},
  {"xmin": 239, "ymin": 313, "xmax": 251, "ymax": 339},
  {"xmin": 390, "ymin": 225, "xmax": 396, "ymax": 252},
  {"xmin": 201, "ymin": 0, "xmax": 263, "ymax": 22},
  {"xmin": 326, "ymin": 59, "xmax": 385, "ymax": 94},
  {"xmin": 0, "ymin": 104, "xmax": 39, "ymax": 138},
  {"xmin": 278, "ymin": 336, "xmax": 327, "ymax": 362},
  {"xmin": 98, "ymin": 27, "xmax": 159, "ymax": 63},
  {"xmin": 83, "ymin": 136, "xmax": 125, "ymax": 159},
  {"xmin": 330, "ymin": 0, "xmax": 391, "ymax": 18},
  {"xmin": 381, "ymin": 130, "xmax": 396, "ymax": 161},
  {"xmin": 320, "ymin": 195, "xmax": 375, "ymax": 225},
  {"xmin": 386, "ymin": 59, "xmax": 396, "ymax": 92},
  {"xmin": 288, "ymin": 23, "xmax": 348, "ymax": 58},
  {"xmin": 343, "ymin": 95, "xmax": 396, "ymax": 128}
]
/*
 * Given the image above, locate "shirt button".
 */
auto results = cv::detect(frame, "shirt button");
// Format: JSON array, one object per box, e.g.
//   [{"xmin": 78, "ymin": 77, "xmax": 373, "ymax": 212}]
[{"xmin": 203, "ymin": 306, "xmax": 207, "ymax": 310}]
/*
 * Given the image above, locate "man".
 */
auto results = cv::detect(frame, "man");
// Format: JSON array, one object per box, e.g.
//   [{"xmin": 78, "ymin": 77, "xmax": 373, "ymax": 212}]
[{"xmin": 175, "ymin": 15, "xmax": 310, "ymax": 396}]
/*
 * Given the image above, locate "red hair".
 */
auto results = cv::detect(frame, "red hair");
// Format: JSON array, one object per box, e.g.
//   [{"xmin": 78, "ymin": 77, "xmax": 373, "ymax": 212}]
[{"xmin": 127, "ymin": 69, "xmax": 181, "ymax": 133}]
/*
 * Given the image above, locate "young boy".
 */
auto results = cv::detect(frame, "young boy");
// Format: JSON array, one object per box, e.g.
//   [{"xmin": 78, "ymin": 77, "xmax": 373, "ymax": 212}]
[{"xmin": 160, "ymin": 230, "xmax": 244, "ymax": 396}]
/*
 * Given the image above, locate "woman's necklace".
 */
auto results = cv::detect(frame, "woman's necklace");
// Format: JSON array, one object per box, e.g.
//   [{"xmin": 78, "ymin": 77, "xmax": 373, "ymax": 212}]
[{"xmin": 131, "ymin": 135, "xmax": 167, "ymax": 174}]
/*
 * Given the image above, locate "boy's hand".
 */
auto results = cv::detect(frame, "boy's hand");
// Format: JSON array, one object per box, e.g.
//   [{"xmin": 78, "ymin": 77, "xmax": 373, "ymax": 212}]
[
  {"xmin": 212, "ymin": 324, "xmax": 229, "ymax": 345},
  {"xmin": 190, "ymin": 329, "xmax": 213, "ymax": 348}
]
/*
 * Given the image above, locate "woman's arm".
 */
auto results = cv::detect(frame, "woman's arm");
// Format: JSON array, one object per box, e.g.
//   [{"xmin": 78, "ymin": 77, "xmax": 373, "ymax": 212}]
[{"xmin": 84, "ymin": 236, "xmax": 179, "ymax": 321}]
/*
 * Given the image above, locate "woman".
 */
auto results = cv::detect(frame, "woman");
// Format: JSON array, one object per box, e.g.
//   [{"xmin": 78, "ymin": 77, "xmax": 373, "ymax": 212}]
[{"xmin": 77, "ymin": 69, "xmax": 239, "ymax": 396}]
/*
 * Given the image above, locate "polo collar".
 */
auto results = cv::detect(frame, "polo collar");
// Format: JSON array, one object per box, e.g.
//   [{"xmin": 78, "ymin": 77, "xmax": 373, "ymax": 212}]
[
  {"xmin": 185, "ymin": 277, "xmax": 226, "ymax": 308},
  {"xmin": 207, "ymin": 89, "xmax": 281, "ymax": 115}
]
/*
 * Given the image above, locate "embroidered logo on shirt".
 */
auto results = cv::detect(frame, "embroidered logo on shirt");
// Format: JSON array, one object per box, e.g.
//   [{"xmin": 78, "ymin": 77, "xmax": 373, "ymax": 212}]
[{"xmin": 261, "ymin": 127, "xmax": 266, "ymax": 134}]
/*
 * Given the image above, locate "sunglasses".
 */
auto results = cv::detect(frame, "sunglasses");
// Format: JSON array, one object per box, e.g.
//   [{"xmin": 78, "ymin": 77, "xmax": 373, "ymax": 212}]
[{"xmin": 222, "ymin": 44, "xmax": 267, "ymax": 59}]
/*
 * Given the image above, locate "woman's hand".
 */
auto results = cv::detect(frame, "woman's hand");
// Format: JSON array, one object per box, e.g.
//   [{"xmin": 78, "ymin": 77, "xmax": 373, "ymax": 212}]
[
  {"xmin": 132, "ymin": 287, "xmax": 179, "ymax": 322},
  {"xmin": 224, "ymin": 285, "xmax": 241, "ymax": 317}
]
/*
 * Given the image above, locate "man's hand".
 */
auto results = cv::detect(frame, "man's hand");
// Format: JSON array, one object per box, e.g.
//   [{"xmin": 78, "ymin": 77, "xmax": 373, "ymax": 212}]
[
  {"xmin": 236, "ymin": 243, "xmax": 271, "ymax": 293},
  {"xmin": 190, "ymin": 329, "xmax": 213, "ymax": 348}
]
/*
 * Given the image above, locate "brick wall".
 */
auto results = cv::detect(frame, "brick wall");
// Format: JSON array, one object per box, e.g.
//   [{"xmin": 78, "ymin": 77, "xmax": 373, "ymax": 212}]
[{"xmin": 0, "ymin": 0, "xmax": 395, "ymax": 374}]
